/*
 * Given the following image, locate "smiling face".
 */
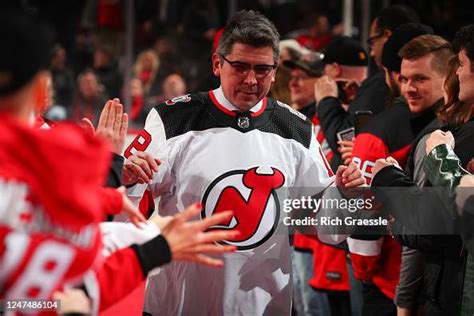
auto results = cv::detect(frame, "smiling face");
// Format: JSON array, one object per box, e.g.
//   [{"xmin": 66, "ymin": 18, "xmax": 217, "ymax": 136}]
[
  {"xmin": 212, "ymin": 42, "xmax": 276, "ymax": 112},
  {"xmin": 400, "ymin": 53, "xmax": 446, "ymax": 113}
]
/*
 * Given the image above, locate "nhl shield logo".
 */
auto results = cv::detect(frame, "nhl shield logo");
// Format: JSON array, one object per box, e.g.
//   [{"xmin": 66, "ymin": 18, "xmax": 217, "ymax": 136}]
[{"xmin": 237, "ymin": 116, "xmax": 250, "ymax": 129}]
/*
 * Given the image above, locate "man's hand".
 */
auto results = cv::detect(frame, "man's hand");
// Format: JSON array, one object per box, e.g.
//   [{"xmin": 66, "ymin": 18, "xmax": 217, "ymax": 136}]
[
  {"xmin": 425, "ymin": 130, "xmax": 455, "ymax": 155},
  {"xmin": 338, "ymin": 138, "xmax": 355, "ymax": 166},
  {"xmin": 337, "ymin": 79, "xmax": 360, "ymax": 103},
  {"xmin": 371, "ymin": 157, "xmax": 401, "ymax": 178},
  {"xmin": 53, "ymin": 289, "xmax": 91, "ymax": 315},
  {"xmin": 314, "ymin": 75, "xmax": 338, "ymax": 103},
  {"xmin": 118, "ymin": 186, "xmax": 147, "ymax": 227},
  {"xmin": 122, "ymin": 151, "xmax": 160, "ymax": 185},
  {"xmin": 335, "ymin": 162, "xmax": 366, "ymax": 188},
  {"xmin": 82, "ymin": 98, "xmax": 129, "ymax": 154},
  {"xmin": 458, "ymin": 174, "xmax": 474, "ymax": 188},
  {"xmin": 159, "ymin": 203, "xmax": 239, "ymax": 268}
]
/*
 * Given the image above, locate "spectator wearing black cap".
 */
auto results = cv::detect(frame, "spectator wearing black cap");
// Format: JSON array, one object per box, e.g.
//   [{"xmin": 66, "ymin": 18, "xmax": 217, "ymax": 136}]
[
  {"xmin": 322, "ymin": 36, "xmax": 369, "ymax": 85},
  {"xmin": 314, "ymin": 36, "xmax": 368, "ymax": 170},
  {"xmin": 285, "ymin": 52, "xmax": 325, "ymax": 114},
  {"xmin": 346, "ymin": 23, "xmax": 433, "ymax": 316}
]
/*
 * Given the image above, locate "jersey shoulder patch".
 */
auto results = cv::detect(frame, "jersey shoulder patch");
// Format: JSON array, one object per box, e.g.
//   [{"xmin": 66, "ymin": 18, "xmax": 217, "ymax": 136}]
[
  {"xmin": 164, "ymin": 94, "xmax": 192, "ymax": 105},
  {"xmin": 275, "ymin": 100, "xmax": 308, "ymax": 121}
]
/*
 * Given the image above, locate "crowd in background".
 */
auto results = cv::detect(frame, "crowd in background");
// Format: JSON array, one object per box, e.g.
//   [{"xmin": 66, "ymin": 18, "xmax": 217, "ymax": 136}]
[{"xmin": 2, "ymin": 0, "xmax": 471, "ymax": 130}]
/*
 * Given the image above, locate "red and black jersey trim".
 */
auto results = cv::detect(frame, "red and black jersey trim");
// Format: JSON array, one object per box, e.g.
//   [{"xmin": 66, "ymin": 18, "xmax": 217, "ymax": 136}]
[
  {"xmin": 208, "ymin": 90, "xmax": 267, "ymax": 118},
  {"xmin": 152, "ymin": 92, "xmax": 313, "ymax": 148}
]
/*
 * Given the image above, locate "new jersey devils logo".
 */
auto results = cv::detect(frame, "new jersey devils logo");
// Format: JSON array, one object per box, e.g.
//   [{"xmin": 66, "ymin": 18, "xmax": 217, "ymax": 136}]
[{"xmin": 202, "ymin": 167, "xmax": 285, "ymax": 250}]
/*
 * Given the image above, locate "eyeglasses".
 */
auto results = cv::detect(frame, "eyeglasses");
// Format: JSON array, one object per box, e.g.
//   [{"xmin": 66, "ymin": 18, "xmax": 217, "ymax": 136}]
[
  {"xmin": 220, "ymin": 54, "xmax": 277, "ymax": 79},
  {"xmin": 367, "ymin": 33, "xmax": 384, "ymax": 47}
]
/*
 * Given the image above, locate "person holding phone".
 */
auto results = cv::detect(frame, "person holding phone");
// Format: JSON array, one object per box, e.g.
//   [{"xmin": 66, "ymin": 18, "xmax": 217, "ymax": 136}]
[{"xmin": 313, "ymin": 37, "xmax": 369, "ymax": 170}]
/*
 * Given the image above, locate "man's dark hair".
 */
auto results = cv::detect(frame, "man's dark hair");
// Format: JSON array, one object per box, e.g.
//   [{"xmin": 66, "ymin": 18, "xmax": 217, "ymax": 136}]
[
  {"xmin": 375, "ymin": 5, "xmax": 420, "ymax": 33},
  {"xmin": 453, "ymin": 24, "xmax": 474, "ymax": 71},
  {"xmin": 217, "ymin": 10, "xmax": 280, "ymax": 63}
]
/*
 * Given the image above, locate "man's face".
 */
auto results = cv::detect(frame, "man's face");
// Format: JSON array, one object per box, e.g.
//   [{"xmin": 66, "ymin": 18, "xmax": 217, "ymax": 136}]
[
  {"xmin": 80, "ymin": 72, "xmax": 100, "ymax": 99},
  {"xmin": 456, "ymin": 49, "xmax": 474, "ymax": 104},
  {"xmin": 288, "ymin": 68, "xmax": 318, "ymax": 108},
  {"xmin": 212, "ymin": 43, "xmax": 276, "ymax": 111},
  {"xmin": 368, "ymin": 19, "xmax": 390, "ymax": 69},
  {"xmin": 400, "ymin": 54, "xmax": 445, "ymax": 113}
]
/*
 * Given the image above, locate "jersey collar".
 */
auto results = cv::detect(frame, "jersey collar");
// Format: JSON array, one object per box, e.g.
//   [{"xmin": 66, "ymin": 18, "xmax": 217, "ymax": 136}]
[{"xmin": 209, "ymin": 86, "xmax": 266, "ymax": 117}]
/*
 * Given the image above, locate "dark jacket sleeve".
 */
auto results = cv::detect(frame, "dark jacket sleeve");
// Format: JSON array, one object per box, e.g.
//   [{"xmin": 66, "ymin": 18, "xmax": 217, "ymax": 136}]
[
  {"xmin": 392, "ymin": 219, "xmax": 462, "ymax": 258},
  {"xmin": 371, "ymin": 166, "xmax": 455, "ymax": 235},
  {"xmin": 460, "ymin": 197, "xmax": 474, "ymax": 253},
  {"xmin": 424, "ymin": 144, "xmax": 468, "ymax": 193},
  {"xmin": 317, "ymin": 96, "xmax": 350, "ymax": 157},
  {"xmin": 106, "ymin": 153, "xmax": 125, "ymax": 188}
]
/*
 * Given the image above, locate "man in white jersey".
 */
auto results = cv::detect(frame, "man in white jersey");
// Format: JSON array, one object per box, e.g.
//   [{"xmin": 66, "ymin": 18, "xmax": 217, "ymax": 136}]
[{"xmin": 125, "ymin": 10, "xmax": 365, "ymax": 315}]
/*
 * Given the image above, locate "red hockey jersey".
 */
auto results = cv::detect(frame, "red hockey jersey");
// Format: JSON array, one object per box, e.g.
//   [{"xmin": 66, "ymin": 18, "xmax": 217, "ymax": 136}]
[
  {"xmin": 348, "ymin": 99, "xmax": 413, "ymax": 299},
  {"xmin": 0, "ymin": 115, "xmax": 114, "ymax": 305}
]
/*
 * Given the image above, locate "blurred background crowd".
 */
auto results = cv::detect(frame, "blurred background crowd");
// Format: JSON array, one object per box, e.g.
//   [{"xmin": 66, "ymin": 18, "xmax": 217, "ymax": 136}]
[
  {"xmin": 2, "ymin": 1, "xmax": 474, "ymax": 315},
  {"xmin": 2, "ymin": 0, "xmax": 472, "ymax": 129}
]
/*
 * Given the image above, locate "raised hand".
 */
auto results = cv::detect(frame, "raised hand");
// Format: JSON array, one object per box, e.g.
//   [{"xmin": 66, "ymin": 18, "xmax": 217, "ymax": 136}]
[
  {"xmin": 338, "ymin": 138, "xmax": 355, "ymax": 166},
  {"xmin": 157, "ymin": 203, "xmax": 239, "ymax": 268},
  {"xmin": 82, "ymin": 98, "xmax": 129, "ymax": 154},
  {"xmin": 425, "ymin": 130, "xmax": 455, "ymax": 155}
]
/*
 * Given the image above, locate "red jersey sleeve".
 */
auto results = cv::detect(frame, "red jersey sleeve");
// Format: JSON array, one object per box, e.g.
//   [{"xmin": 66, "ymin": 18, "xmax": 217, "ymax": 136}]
[
  {"xmin": 100, "ymin": 187, "xmax": 123, "ymax": 215},
  {"xmin": 94, "ymin": 247, "xmax": 145, "ymax": 311}
]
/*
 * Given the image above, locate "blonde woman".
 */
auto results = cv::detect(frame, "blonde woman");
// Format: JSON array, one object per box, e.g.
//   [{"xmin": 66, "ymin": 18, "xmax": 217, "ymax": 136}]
[{"xmin": 133, "ymin": 49, "xmax": 160, "ymax": 95}]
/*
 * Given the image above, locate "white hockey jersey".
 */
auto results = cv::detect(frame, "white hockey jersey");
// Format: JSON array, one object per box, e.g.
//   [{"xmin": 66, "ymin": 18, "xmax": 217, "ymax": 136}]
[{"xmin": 125, "ymin": 87, "xmax": 335, "ymax": 315}]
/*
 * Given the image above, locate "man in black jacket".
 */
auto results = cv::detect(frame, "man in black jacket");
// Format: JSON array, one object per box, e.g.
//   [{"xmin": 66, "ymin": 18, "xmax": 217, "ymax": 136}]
[{"xmin": 371, "ymin": 28, "xmax": 474, "ymax": 315}]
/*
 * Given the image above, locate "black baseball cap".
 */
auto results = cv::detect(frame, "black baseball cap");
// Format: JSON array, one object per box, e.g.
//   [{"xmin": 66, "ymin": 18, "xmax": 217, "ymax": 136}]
[
  {"xmin": 0, "ymin": 10, "xmax": 51, "ymax": 96},
  {"xmin": 283, "ymin": 52, "xmax": 325, "ymax": 77},
  {"xmin": 382, "ymin": 23, "xmax": 434, "ymax": 73},
  {"xmin": 322, "ymin": 37, "xmax": 368, "ymax": 66}
]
